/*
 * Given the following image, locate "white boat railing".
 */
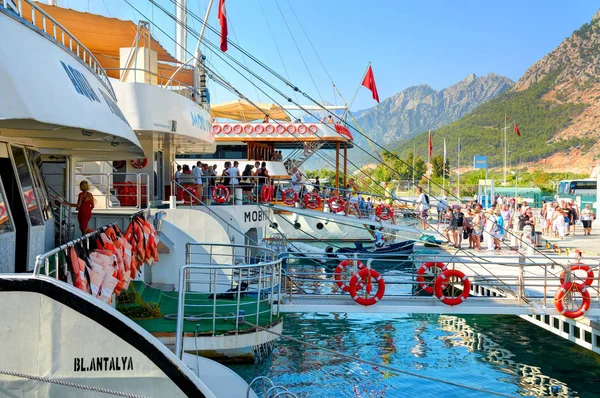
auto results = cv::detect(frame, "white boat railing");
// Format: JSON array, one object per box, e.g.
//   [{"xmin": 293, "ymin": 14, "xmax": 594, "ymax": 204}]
[
  {"xmin": 75, "ymin": 172, "xmax": 150, "ymax": 209},
  {"xmin": 174, "ymin": 243, "xmax": 282, "ymax": 360},
  {"xmin": 0, "ymin": 0, "xmax": 116, "ymax": 100}
]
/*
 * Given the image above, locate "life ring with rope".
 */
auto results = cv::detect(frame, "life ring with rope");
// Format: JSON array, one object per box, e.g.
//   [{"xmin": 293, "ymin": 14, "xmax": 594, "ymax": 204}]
[
  {"xmin": 554, "ymin": 282, "xmax": 591, "ymax": 319},
  {"xmin": 131, "ymin": 158, "xmax": 148, "ymax": 169},
  {"xmin": 261, "ymin": 185, "xmax": 274, "ymax": 203},
  {"xmin": 304, "ymin": 192, "xmax": 322, "ymax": 209},
  {"xmin": 328, "ymin": 196, "xmax": 345, "ymax": 213},
  {"xmin": 212, "ymin": 185, "xmax": 230, "ymax": 204},
  {"xmin": 434, "ymin": 269, "xmax": 470, "ymax": 306},
  {"xmin": 375, "ymin": 204, "xmax": 394, "ymax": 221},
  {"xmin": 559, "ymin": 263, "xmax": 594, "ymax": 286},
  {"xmin": 416, "ymin": 262, "xmax": 447, "ymax": 294},
  {"xmin": 334, "ymin": 259, "xmax": 365, "ymax": 292},
  {"xmin": 349, "ymin": 268, "xmax": 386, "ymax": 306},
  {"xmin": 282, "ymin": 188, "xmax": 298, "ymax": 205},
  {"xmin": 297, "ymin": 125, "xmax": 307, "ymax": 134}
]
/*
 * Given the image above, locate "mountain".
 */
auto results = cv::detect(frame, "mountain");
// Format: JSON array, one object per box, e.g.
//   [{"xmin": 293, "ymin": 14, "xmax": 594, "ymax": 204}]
[
  {"xmin": 353, "ymin": 73, "xmax": 514, "ymax": 145},
  {"xmin": 398, "ymin": 9, "xmax": 600, "ymax": 173}
]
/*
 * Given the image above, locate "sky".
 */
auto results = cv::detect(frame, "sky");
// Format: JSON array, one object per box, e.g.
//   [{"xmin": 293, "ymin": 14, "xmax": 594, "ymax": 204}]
[{"xmin": 52, "ymin": 0, "xmax": 599, "ymax": 112}]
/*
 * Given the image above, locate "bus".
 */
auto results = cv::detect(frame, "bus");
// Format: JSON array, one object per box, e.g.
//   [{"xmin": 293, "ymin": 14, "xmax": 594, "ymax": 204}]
[{"xmin": 555, "ymin": 179, "xmax": 597, "ymax": 207}]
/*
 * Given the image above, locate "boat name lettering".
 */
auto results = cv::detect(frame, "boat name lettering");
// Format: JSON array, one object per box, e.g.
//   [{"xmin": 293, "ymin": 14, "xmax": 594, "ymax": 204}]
[
  {"xmin": 73, "ymin": 356, "xmax": 133, "ymax": 372},
  {"xmin": 98, "ymin": 89, "xmax": 130, "ymax": 125},
  {"xmin": 60, "ymin": 61, "xmax": 100, "ymax": 103},
  {"xmin": 190, "ymin": 112, "xmax": 210, "ymax": 131},
  {"xmin": 244, "ymin": 210, "xmax": 265, "ymax": 223}
]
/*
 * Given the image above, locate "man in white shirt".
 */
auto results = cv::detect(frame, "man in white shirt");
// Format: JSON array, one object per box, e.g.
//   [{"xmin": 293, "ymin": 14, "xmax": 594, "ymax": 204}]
[
  {"xmin": 191, "ymin": 161, "xmax": 203, "ymax": 200},
  {"xmin": 291, "ymin": 167, "xmax": 302, "ymax": 193},
  {"xmin": 227, "ymin": 161, "xmax": 240, "ymax": 186},
  {"xmin": 416, "ymin": 187, "xmax": 429, "ymax": 229}
]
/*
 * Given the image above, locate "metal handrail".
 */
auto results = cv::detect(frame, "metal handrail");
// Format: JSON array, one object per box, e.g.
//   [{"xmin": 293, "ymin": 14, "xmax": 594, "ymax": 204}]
[
  {"xmin": 75, "ymin": 172, "xmax": 150, "ymax": 209},
  {"xmin": 1, "ymin": 0, "xmax": 116, "ymax": 100},
  {"xmin": 174, "ymin": 255, "xmax": 282, "ymax": 359}
]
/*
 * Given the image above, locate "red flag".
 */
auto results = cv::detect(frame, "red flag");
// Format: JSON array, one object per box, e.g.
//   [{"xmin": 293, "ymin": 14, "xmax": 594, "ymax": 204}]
[
  {"xmin": 361, "ymin": 66, "xmax": 380, "ymax": 103},
  {"xmin": 428, "ymin": 131, "xmax": 433, "ymax": 158},
  {"xmin": 514, "ymin": 123, "xmax": 521, "ymax": 136},
  {"xmin": 218, "ymin": 0, "xmax": 228, "ymax": 52}
]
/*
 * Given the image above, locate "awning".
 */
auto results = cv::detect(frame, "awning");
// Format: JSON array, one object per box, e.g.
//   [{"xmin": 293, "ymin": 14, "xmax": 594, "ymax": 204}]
[
  {"xmin": 21, "ymin": 3, "xmax": 193, "ymax": 85},
  {"xmin": 210, "ymin": 100, "xmax": 291, "ymax": 122}
]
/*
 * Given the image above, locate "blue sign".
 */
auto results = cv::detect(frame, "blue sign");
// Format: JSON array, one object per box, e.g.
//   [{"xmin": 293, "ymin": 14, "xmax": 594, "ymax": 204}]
[{"xmin": 473, "ymin": 156, "xmax": 488, "ymax": 169}]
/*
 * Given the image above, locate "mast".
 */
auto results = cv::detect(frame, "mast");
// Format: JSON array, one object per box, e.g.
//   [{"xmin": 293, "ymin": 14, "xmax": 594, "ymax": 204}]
[{"xmin": 175, "ymin": 0, "xmax": 188, "ymax": 63}]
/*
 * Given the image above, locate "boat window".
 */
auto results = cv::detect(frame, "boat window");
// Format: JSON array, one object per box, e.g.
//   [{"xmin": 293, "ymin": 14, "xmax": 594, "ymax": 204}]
[
  {"xmin": 0, "ymin": 179, "xmax": 14, "ymax": 235},
  {"xmin": 10, "ymin": 146, "xmax": 44, "ymax": 226},
  {"xmin": 26, "ymin": 149, "xmax": 53, "ymax": 221}
]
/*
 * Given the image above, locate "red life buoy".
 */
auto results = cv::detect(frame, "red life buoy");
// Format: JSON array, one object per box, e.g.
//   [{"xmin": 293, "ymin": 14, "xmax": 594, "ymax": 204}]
[
  {"xmin": 434, "ymin": 269, "xmax": 470, "ymax": 306},
  {"xmin": 265, "ymin": 124, "xmax": 275, "ymax": 134},
  {"xmin": 297, "ymin": 125, "xmax": 307, "ymax": 134},
  {"xmin": 282, "ymin": 188, "xmax": 298, "ymax": 205},
  {"xmin": 308, "ymin": 125, "xmax": 318, "ymax": 134},
  {"xmin": 334, "ymin": 259, "xmax": 365, "ymax": 292},
  {"xmin": 554, "ymin": 282, "xmax": 591, "ymax": 319},
  {"xmin": 328, "ymin": 196, "xmax": 345, "ymax": 213},
  {"xmin": 375, "ymin": 204, "xmax": 394, "ymax": 221},
  {"xmin": 233, "ymin": 124, "xmax": 243, "ymax": 134},
  {"xmin": 212, "ymin": 185, "xmax": 230, "ymax": 204},
  {"xmin": 261, "ymin": 185, "xmax": 274, "ymax": 203},
  {"xmin": 177, "ymin": 186, "xmax": 198, "ymax": 204},
  {"xmin": 276, "ymin": 125, "xmax": 286, "ymax": 134},
  {"xmin": 131, "ymin": 158, "xmax": 148, "ymax": 169},
  {"xmin": 222, "ymin": 124, "xmax": 232, "ymax": 134},
  {"xmin": 254, "ymin": 125, "xmax": 264, "ymax": 134},
  {"xmin": 0, "ymin": 204, "xmax": 5, "ymax": 217},
  {"xmin": 416, "ymin": 262, "xmax": 448, "ymax": 294},
  {"xmin": 560, "ymin": 264, "xmax": 594, "ymax": 287},
  {"xmin": 349, "ymin": 268, "xmax": 386, "ymax": 306},
  {"xmin": 244, "ymin": 124, "xmax": 254, "ymax": 134},
  {"xmin": 286, "ymin": 125, "xmax": 296, "ymax": 134},
  {"xmin": 304, "ymin": 192, "xmax": 322, "ymax": 209},
  {"xmin": 212, "ymin": 125, "xmax": 222, "ymax": 134}
]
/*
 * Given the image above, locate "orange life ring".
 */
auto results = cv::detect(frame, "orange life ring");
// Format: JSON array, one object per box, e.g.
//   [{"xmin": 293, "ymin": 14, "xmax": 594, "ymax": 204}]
[
  {"xmin": 334, "ymin": 259, "xmax": 365, "ymax": 292},
  {"xmin": 297, "ymin": 125, "xmax": 307, "ymax": 134},
  {"xmin": 212, "ymin": 125, "xmax": 222, "ymax": 134},
  {"xmin": 308, "ymin": 124, "xmax": 318, "ymax": 134},
  {"xmin": 349, "ymin": 268, "xmax": 386, "ymax": 306},
  {"xmin": 304, "ymin": 192, "xmax": 322, "ymax": 209},
  {"xmin": 265, "ymin": 124, "xmax": 275, "ymax": 134},
  {"xmin": 131, "ymin": 158, "xmax": 148, "ymax": 169},
  {"xmin": 328, "ymin": 196, "xmax": 345, "ymax": 213},
  {"xmin": 560, "ymin": 264, "xmax": 594, "ymax": 286},
  {"xmin": 222, "ymin": 124, "xmax": 232, "ymax": 134},
  {"xmin": 286, "ymin": 125, "xmax": 296, "ymax": 134},
  {"xmin": 282, "ymin": 188, "xmax": 298, "ymax": 205},
  {"xmin": 254, "ymin": 125, "xmax": 264, "ymax": 134},
  {"xmin": 276, "ymin": 125, "xmax": 286, "ymax": 134},
  {"xmin": 554, "ymin": 282, "xmax": 591, "ymax": 319},
  {"xmin": 416, "ymin": 262, "xmax": 447, "ymax": 294},
  {"xmin": 261, "ymin": 185, "xmax": 274, "ymax": 203},
  {"xmin": 233, "ymin": 124, "xmax": 243, "ymax": 134},
  {"xmin": 376, "ymin": 204, "xmax": 394, "ymax": 221},
  {"xmin": 243, "ymin": 124, "xmax": 254, "ymax": 134},
  {"xmin": 212, "ymin": 185, "xmax": 230, "ymax": 204},
  {"xmin": 434, "ymin": 269, "xmax": 470, "ymax": 306}
]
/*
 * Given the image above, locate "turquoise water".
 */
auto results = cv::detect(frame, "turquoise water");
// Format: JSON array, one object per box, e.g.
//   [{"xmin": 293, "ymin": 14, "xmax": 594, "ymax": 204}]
[{"xmin": 231, "ymin": 313, "xmax": 600, "ymax": 397}]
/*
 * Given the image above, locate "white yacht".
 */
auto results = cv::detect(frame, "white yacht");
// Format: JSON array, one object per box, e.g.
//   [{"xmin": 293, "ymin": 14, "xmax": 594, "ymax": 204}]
[{"xmin": 0, "ymin": 1, "xmax": 266, "ymax": 396}]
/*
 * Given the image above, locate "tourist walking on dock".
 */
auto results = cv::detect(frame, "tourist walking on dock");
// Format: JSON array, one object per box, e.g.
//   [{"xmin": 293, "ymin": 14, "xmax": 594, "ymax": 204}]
[
  {"xmin": 437, "ymin": 196, "xmax": 448, "ymax": 224},
  {"xmin": 485, "ymin": 209, "xmax": 496, "ymax": 251},
  {"xmin": 471, "ymin": 206, "xmax": 483, "ymax": 250},
  {"xmin": 569, "ymin": 201, "xmax": 579, "ymax": 235},
  {"xmin": 581, "ymin": 203, "xmax": 595, "ymax": 235},
  {"xmin": 416, "ymin": 187, "xmax": 429, "ymax": 229},
  {"xmin": 444, "ymin": 208, "xmax": 456, "ymax": 247},
  {"xmin": 465, "ymin": 209, "xmax": 474, "ymax": 249},
  {"xmin": 500, "ymin": 204, "xmax": 511, "ymax": 238}
]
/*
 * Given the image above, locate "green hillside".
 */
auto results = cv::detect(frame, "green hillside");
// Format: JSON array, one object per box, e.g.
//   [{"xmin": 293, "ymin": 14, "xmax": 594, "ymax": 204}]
[{"xmin": 396, "ymin": 70, "xmax": 591, "ymax": 168}]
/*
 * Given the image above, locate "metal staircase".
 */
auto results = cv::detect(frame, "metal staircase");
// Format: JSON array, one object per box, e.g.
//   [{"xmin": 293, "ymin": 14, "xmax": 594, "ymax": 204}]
[{"xmin": 283, "ymin": 141, "xmax": 324, "ymax": 174}]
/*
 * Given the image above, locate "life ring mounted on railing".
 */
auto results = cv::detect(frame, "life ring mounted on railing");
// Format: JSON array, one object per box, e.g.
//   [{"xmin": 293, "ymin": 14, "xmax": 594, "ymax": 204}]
[
  {"xmin": 375, "ymin": 204, "xmax": 394, "ymax": 221},
  {"xmin": 349, "ymin": 268, "xmax": 385, "ymax": 306},
  {"xmin": 211, "ymin": 125, "xmax": 222, "ymax": 135},
  {"xmin": 282, "ymin": 188, "xmax": 298, "ymax": 206},
  {"xmin": 261, "ymin": 185, "xmax": 274, "ymax": 203},
  {"xmin": 554, "ymin": 282, "xmax": 591, "ymax": 319},
  {"xmin": 416, "ymin": 262, "xmax": 447, "ymax": 294},
  {"xmin": 304, "ymin": 192, "xmax": 322, "ymax": 209},
  {"xmin": 131, "ymin": 158, "xmax": 148, "ymax": 169},
  {"xmin": 334, "ymin": 259, "xmax": 365, "ymax": 292},
  {"xmin": 559, "ymin": 263, "xmax": 594, "ymax": 286},
  {"xmin": 328, "ymin": 196, "xmax": 345, "ymax": 213},
  {"xmin": 434, "ymin": 269, "xmax": 470, "ymax": 306},
  {"xmin": 212, "ymin": 185, "xmax": 230, "ymax": 204}
]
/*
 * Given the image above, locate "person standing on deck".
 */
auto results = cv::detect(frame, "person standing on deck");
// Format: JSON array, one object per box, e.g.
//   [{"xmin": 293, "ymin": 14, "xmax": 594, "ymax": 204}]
[
  {"xmin": 192, "ymin": 161, "xmax": 203, "ymax": 201},
  {"xmin": 581, "ymin": 204, "xmax": 595, "ymax": 235},
  {"xmin": 174, "ymin": 165, "xmax": 182, "ymax": 194},
  {"xmin": 255, "ymin": 162, "xmax": 270, "ymax": 201},
  {"xmin": 62, "ymin": 181, "xmax": 95, "ymax": 234},
  {"xmin": 228, "ymin": 161, "xmax": 241, "ymax": 186},
  {"xmin": 416, "ymin": 187, "xmax": 429, "ymax": 229},
  {"xmin": 291, "ymin": 167, "xmax": 302, "ymax": 195}
]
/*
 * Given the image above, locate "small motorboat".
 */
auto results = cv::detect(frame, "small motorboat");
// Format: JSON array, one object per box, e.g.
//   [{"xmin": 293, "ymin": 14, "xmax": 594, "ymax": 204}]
[{"xmin": 335, "ymin": 240, "xmax": 415, "ymax": 259}]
